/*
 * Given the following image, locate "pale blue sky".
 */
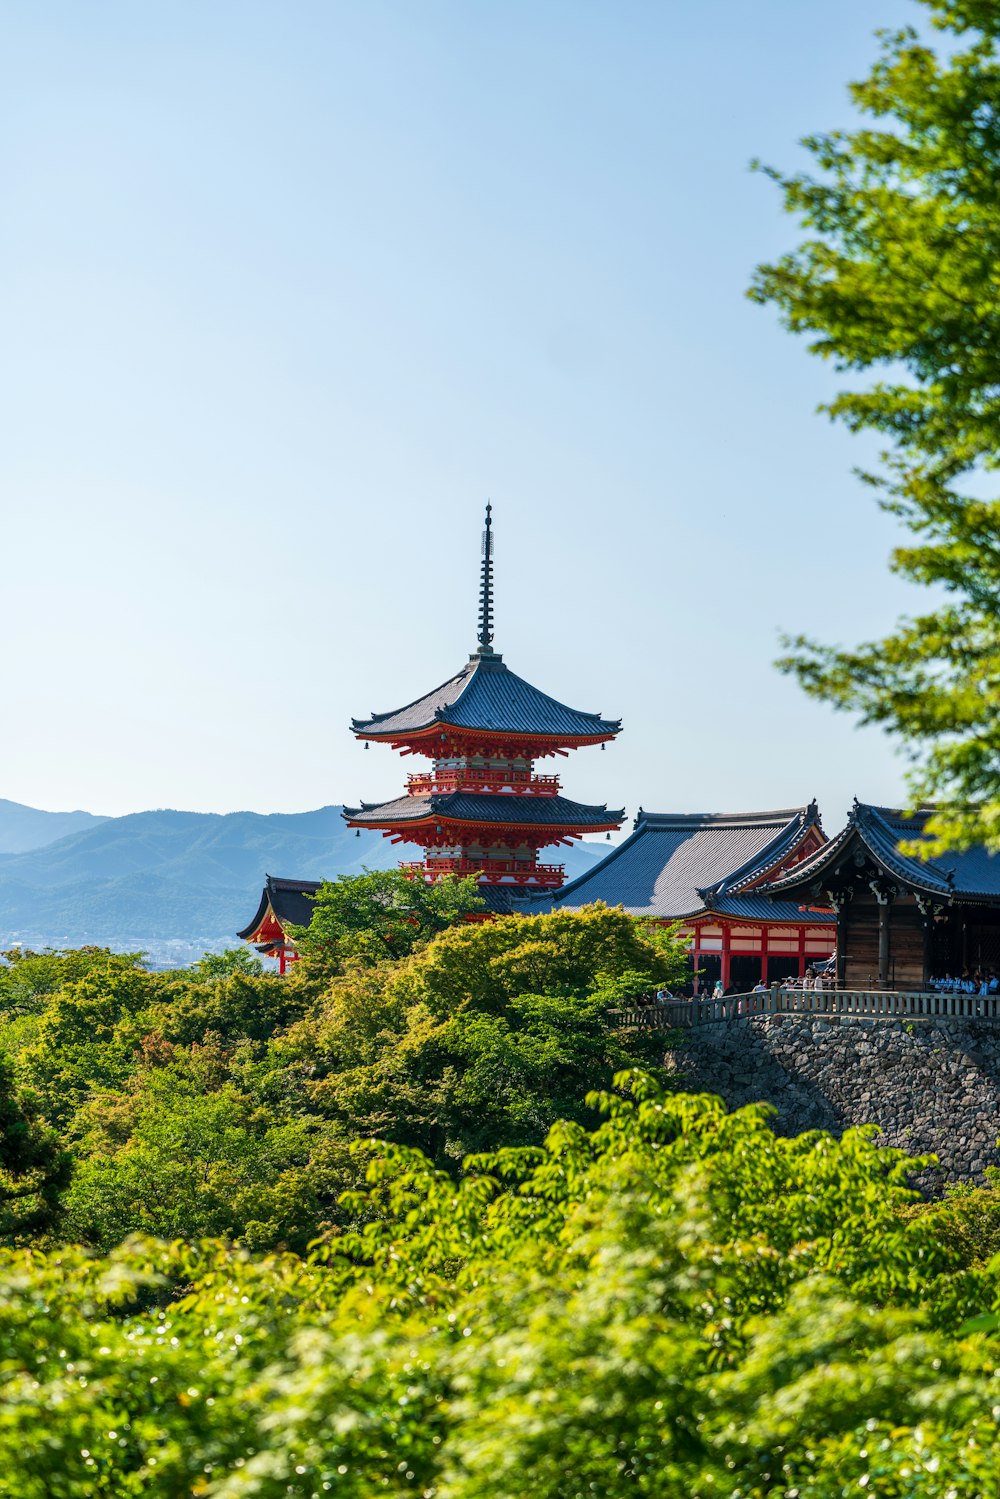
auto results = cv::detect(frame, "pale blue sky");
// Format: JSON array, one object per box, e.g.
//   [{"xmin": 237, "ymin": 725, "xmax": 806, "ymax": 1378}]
[{"xmin": 4, "ymin": 0, "xmax": 920, "ymax": 836}]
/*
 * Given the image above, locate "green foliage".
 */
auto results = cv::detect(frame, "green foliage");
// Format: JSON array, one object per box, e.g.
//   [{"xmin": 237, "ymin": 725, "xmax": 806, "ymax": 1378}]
[
  {"xmin": 62, "ymin": 1043, "xmax": 358, "ymax": 1253},
  {"xmin": 0, "ymin": 1077, "xmax": 998, "ymax": 1497},
  {"xmin": 291, "ymin": 868, "xmax": 485, "ymax": 976},
  {"xmin": 275, "ymin": 904, "xmax": 679, "ymax": 1162},
  {"xmin": 0, "ymin": 946, "xmax": 145, "ymax": 1014},
  {"xmin": 751, "ymin": 3, "xmax": 1000, "ymax": 851},
  {"xmin": 189, "ymin": 947, "xmax": 265, "ymax": 981},
  {"xmin": 0, "ymin": 1053, "xmax": 70, "ymax": 1243},
  {"xmin": 0, "ymin": 903, "xmax": 679, "ymax": 1251}
]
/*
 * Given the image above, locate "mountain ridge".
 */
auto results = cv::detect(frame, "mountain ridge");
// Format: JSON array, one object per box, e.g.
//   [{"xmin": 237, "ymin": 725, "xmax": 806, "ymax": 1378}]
[{"xmin": 0, "ymin": 801, "xmax": 613, "ymax": 961}]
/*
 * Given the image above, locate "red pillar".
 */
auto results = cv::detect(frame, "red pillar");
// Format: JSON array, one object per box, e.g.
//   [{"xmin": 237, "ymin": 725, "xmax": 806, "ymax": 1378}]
[
  {"xmin": 721, "ymin": 924, "xmax": 731, "ymax": 990},
  {"xmin": 759, "ymin": 925, "xmax": 769, "ymax": 985},
  {"xmin": 797, "ymin": 926, "xmax": 806, "ymax": 977}
]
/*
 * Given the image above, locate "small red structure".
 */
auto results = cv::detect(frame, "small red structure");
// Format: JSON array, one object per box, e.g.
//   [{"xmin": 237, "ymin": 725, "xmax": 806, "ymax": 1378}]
[
  {"xmin": 344, "ymin": 504, "xmax": 624, "ymax": 908},
  {"xmin": 237, "ymin": 875, "xmax": 322, "ymax": 974}
]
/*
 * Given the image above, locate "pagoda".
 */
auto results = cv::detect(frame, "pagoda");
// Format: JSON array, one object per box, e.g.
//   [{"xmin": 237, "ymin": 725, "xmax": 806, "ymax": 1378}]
[{"xmin": 343, "ymin": 504, "xmax": 624, "ymax": 908}]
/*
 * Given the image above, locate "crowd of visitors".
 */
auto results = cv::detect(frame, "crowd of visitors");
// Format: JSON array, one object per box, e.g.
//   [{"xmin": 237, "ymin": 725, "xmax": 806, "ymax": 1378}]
[{"xmin": 931, "ymin": 970, "xmax": 999, "ymax": 994}]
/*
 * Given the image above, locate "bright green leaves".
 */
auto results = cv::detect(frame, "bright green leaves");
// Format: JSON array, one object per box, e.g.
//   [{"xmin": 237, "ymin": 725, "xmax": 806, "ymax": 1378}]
[
  {"xmin": 753, "ymin": 6, "xmax": 1000, "ymax": 850},
  {"xmin": 1, "ymin": 1077, "xmax": 999, "ymax": 1497}
]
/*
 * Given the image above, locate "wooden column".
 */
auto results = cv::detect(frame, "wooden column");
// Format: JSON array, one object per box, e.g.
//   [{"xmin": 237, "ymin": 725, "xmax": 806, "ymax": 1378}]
[
  {"xmin": 877, "ymin": 897, "xmax": 891, "ymax": 987},
  {"xmin": 759, "ymin": 925, "xmax": 769, "ymax": 985},
  {"xmin": 721, "ymin": 924, "xmax": 731, "ymax": 990}
]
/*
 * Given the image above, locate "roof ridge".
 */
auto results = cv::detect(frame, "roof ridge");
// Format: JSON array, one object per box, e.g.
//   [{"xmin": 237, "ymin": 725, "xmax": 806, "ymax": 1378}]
[
  {"xmin": 637, "ymin": 806, "xmax": 813, "ymax": 830},
  {"xmin": 351, "ymin": 660, "xmax": 476, "ymax": 731}
]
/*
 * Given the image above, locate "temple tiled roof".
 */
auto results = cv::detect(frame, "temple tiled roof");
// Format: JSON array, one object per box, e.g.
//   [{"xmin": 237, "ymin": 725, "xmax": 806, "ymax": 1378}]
[
  {"xmin": 351, "ymin": 654, "xmax": 621, "ymax": 741},
  {"xmin": 707, "ymin": 893, "xmax": 836, "ymax": 923},
  {"xmin": 768, "ymin": 802, "xmax": 1000, "ymax": 902},
  {"xmin": 527, "ymin": 806, "xmax": 823, "ymax": 920},
  {"xmin": 342, "ymin": 792, "xmax": 624, "ymax": 830},
  {"xmin": 236, "ymin": 875, "xmax": 322, "ymax": 940}
]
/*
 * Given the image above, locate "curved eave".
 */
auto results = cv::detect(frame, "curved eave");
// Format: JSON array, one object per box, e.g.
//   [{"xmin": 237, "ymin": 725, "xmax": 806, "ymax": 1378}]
[
  {"xmin": 353, "ymin": 724, "xmax": 620, "ymax": 751},
  {"xmin": 237, "ymin": 891, "xmax": 273, "ymax": 942},
  {"xmin": 766, "ymin": 815, "xmax": 958, "ymax": 901},
  {"xmin": 343, "ymin": 811, "xmax": 625, "ymax": 836}
]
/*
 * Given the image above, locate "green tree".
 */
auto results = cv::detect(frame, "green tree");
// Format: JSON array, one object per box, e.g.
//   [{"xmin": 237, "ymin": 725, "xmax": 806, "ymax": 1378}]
[
  {"xmin": 62, "ymin": 1042, "xmax": 358, "ymax": 1252},
  {"xmin": 189, "ymin": 947, "xmax": 265, "ymax": 982},
  {"xmin": 1, "ymin": 1077, "xmax": 1000, "ymax": 1497},
  {"xmin": 0, "ymin": 1053, "xmax": 70, "ymax": 1243},
  {"xmin": 0, "ymin": 946, "xmax": 145, "ymax": 1015},
  {"xmin": 290, "ymin": 868, "xmax": 485, "ymax": 976},
  {"xmin": 275, "ymin": 904, "xmax": 682, "ymax": 1162},
  {"xmin": 19, "ymin": 964, "xmax": 158, "ymax": 1128},
  {"xmin": 751, "ymin": 2, "xmax": 1000, "ymax": 852}
]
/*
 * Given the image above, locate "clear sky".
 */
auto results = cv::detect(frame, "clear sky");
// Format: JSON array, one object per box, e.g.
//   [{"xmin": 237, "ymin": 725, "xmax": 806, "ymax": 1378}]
[{"xmin": 4, "ymin": 0, "xmax": 922, "ymax": 838}]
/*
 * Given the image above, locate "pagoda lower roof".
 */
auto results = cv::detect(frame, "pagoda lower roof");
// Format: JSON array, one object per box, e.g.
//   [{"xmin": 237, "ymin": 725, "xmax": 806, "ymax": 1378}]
[
  {"xmin": 342, "ymin": 791, "xmax": 624, "ymax": 831},
  {"xmin": 523, "ymin": 805, "xmax": 827, "ymax": 920},
  {"xmin": 351, "ymin": 652, "xmax": 621, "ymax": 743}
]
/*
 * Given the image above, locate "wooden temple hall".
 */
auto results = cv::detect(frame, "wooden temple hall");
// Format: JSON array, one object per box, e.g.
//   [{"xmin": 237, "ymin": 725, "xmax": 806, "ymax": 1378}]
[
  {"xmin": 766, "ymin": 801, "xmax": 1000, "ymax": 991},
  {"xmin": 237, "ymin": 505, "xmax": 1000, "ymax": 990}
]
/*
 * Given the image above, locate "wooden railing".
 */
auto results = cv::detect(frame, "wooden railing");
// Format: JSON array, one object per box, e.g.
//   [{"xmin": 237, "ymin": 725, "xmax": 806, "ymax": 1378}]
[
  {"xmin": 610, "ymin": 984, "xmax": 1000, "ymax": 1031},
  {"xmin": 406, "ymin": 769, "xmax": 561, "ymax": 796},
  {"xmin": 399, "ymin": 859, "xmax": 566, "ymax": 886}
]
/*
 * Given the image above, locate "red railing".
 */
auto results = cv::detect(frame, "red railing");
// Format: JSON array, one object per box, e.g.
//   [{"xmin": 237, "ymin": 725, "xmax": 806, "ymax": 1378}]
[
  {"xmin": 400, "ymin": 858, "xmax": 566, "ymax": 887},
  {"xmin": 406, "ymin": 768, "xmax": 561, "ymax": 796}
]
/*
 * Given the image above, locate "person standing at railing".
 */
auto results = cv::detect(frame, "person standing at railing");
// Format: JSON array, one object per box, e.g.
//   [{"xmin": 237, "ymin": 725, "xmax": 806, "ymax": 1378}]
[{"xmin": 712, "ymin": 979, "xmax": 724, "ymax": 1000}]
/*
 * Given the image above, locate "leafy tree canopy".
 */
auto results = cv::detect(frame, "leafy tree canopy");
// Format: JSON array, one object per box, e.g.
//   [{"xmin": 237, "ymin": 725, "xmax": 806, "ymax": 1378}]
[
  {"xmin": 290, "ymin": 868, "xmax": 485, "ymax": 976},
  {"xmin": 751, "ymin": 1, "xmax": 1000, "ymax": 851},
  {"xmin": 0, "ymin": 1052, "xmax": 70, "ymax": 1244},
  {"xmin": 1, "ymin": 1076, "xmax": 1000, "ymax": 1497}
]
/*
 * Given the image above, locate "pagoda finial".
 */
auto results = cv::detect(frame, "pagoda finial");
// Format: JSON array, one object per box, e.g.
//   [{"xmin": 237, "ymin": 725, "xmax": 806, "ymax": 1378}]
[{"xmin": 476, "ymin": 501, "xmax": 498, "ymax": 658}]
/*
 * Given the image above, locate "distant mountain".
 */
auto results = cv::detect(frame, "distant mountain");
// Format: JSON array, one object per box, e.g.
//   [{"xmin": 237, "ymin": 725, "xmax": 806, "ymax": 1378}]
[
  {"xmin": 0, "ymin": 799, "xmax": 109, "ymax": 854},
  {"xmin": 0, "ymin": 804, "xmax": 614, "ymax": 962}
]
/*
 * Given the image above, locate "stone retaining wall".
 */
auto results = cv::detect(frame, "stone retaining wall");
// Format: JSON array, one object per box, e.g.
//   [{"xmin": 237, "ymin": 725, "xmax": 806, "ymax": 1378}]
[{"xmin": 662, "ymin": 1014, "xmax": 1000, "ymax": 1183}]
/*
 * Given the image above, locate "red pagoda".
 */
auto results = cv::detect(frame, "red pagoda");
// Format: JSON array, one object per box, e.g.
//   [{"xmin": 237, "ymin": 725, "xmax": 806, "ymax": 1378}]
[{"xmin": 343, "ymin": 504, "xmax": 624, "ymax": 908}]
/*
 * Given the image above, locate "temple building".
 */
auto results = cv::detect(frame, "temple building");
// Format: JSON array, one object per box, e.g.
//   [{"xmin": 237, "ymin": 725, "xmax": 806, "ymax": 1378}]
[
  {"xmin": 343, "ymin": 504, "xmax": 625, "ymax": 908},
  {"xmin": 528, "ymin": 804, "xmax": 836, "ymax": 988},
  {"xmin": 764, "ymin": 801, "xmax": 1000, "ymax": 990},
  {"xmin": 237, "ymin": 875, "xmax": 322, "ymax": 975}
]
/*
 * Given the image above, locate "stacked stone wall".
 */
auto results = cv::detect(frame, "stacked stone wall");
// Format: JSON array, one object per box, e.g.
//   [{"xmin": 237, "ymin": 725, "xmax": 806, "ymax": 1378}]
[{"xmin": 662, "ymin": 1014, "xmax": 1000, "ymax": 1183}]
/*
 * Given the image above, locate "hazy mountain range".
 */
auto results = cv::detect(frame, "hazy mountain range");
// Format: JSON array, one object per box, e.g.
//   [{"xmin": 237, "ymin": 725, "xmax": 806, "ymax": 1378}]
[{"xmin": 0, "ymin": 801, "xmax": 612, "ymax": 965}]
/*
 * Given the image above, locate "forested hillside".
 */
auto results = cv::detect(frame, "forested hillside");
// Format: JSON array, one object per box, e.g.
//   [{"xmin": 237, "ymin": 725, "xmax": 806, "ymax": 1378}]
[{"xmin": 1, "ymin": 878, "xmax": 1000, "ymax": 1496}]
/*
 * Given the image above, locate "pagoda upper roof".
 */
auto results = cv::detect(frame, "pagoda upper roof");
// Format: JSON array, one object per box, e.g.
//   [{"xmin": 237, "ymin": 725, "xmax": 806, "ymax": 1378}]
[
  {"xmin": 351, "ymin": 652, "xmax": 621, "ymax": 743},
  {"xmin": 767, "ymin": 801, "xmax": 1000, "ymax": 903},
  {"xmin": 343, "ymin": 790, "xmax": 624, "ymax": 830},
  {"xmin": 523, "ymin": 804, "xmax": 829, "ymax": 921}
]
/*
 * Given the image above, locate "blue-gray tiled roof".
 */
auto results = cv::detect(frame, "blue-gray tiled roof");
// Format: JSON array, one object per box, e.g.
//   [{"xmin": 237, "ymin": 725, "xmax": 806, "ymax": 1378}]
[
  {"xmin": 528, "ymin": 807, "xmax": 822, "ymax": 919},
  {"xmin": 351, "ymin": 654, "xmax": 621, "ymax": 740},
  {"xmin": 769, "ymin": 802, "xmax": 1000, "ymax": 901},
  {"xmin": 236, "ymin": 875, "xmax": 322, "ymax": 939},
  {"xmin": 342, "ymin": 792, "xmax": 624, "ymax": 829}
]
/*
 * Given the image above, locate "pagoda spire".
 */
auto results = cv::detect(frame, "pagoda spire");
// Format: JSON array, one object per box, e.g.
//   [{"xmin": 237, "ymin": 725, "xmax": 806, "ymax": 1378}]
[{"xmin": 476, "ymin": 501, "xmax": 498, "ymax": 658}]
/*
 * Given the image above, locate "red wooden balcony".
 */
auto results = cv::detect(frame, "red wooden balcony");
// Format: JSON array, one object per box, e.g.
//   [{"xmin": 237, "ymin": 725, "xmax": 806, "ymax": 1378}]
[
  {"xmin": 406, "ymin": 767, "xmax": 561, "ymax": 796},
  {"xmin": 400, "ymin": 858, "xmax": 566, "ymax": 887}
]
